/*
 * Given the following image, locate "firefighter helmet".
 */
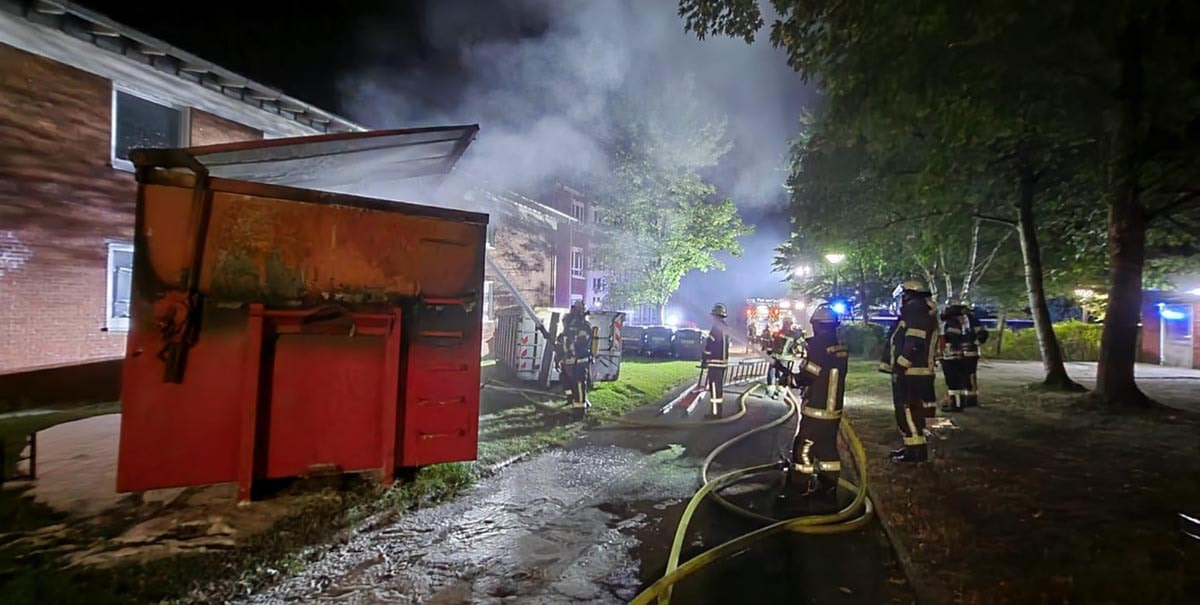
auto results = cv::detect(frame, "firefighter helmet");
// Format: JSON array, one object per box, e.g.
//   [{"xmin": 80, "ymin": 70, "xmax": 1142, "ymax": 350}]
[
  {"xmin": 710, "ymin": 303, "xmax": 728, "ymax": 318},
  {"xmin": 809, "ymin": 305, "xmax": 840, "ymax": 325},
  {"xmin": 892, "ymin": 279, "xmax": 930, "ymax": 298},
  {"xmin": 570, "ymin": 300, "xmax": 588, "ymax": 315}
]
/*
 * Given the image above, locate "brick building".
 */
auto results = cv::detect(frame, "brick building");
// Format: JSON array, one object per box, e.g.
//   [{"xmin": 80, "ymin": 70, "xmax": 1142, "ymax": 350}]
[
  {"xmin": 1139, "ymin": 291, "xmax": 1200, "ymax": 369},
  {"xmin": 0, "ymin": 2, "xmax": 365, "ymax": 376}
]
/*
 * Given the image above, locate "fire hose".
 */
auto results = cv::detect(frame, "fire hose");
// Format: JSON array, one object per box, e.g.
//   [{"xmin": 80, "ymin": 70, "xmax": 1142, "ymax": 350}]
[{"xmin": 627, "ymin": 383, "xmax": 875, "ymax": 605}]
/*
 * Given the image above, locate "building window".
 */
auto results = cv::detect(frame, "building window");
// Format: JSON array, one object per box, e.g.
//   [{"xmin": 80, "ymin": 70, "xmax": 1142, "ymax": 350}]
[
  {"xmin": 592, "ymin": 277, "xmax": 604, "ymax": 291},
  {"xmin": 571, "ymin": 247, "xmax": 584, "ymax": 278},
  {"xmin": 593, "ymin": 296, "xmax": 602, "ymax": 307},
  {"xmin": 572, "ymin": 200, "xmax": 586, "ymax": 222},
  {"xmin": 106, "ymin": 242, "xmax": 134, "ymax": 332},
  {"xmin": 591, "ymin": 207, "xmax": 601, "ymax": 225},
  {"xmin": 111, "ymin": 88, "xmax": 186, "ymax": 171},
  {"xmin": 482, "ymin": 280, "xmax": 494, "ymax": 319}
]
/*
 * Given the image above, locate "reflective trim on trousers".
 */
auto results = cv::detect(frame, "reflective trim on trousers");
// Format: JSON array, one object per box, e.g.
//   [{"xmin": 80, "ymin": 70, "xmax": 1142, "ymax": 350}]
[
  {"xmin": 903, "ymin": 407, "xmax": 920, "ymax": 441},
  {"xmin": 903, "ymin": 435, "xmax": 926, "ymax": 446},
  {"xmin": 905, "ymin": 367, "xmax": 933, "ymax": 376},
  {"xmin": 802, "ymin": 406, "xmax": 842, "ymax": 420}
]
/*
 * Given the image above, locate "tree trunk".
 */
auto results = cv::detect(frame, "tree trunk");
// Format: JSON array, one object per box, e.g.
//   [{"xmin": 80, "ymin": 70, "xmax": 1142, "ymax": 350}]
[
  {"xmin": 1096, "ymin": 20, "xmax": 1152, "ymax": 407},
  {"xmin": 1016, "ymin": 165, "xmax": 1082, "ymax": 390},
  {"xmin": 658, "ymin": 304, "xmax": 666, "ymax": 325}
]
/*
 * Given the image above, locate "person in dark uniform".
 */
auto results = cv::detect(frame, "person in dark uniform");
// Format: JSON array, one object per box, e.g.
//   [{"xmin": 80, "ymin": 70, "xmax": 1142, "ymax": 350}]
[
  {"xmin": 940, "ymin": 301, "xmax": 969, "ymax": 413},
  {"xmin": 783, "ymin": 305, "xmax": 849, "ymax": 511},
  {"xmin": 556, "ymin": 301, "xmax": 594, "ymax": 418},
  {"xmin": 702, "ymin": 303, "xmax": 731, "ymax": 418},
  {"xmin": 961, "ymin": 307, "xmax": 988, "ymax": 407},
  {"xmin": 879, "ymin": 280, "xmax": 939, "ymax": 463},
  {"xmin": 765, "ymin": 318, "xmax": 803, "ymax": 399}
]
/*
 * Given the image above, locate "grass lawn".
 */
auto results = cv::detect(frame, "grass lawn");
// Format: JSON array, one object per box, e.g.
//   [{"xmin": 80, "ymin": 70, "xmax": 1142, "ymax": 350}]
[
  {"xmin": 840, "ymin": 359, "xmax": 1200, "ymax": 603},
  {"xmin": 478, "ymin": 358, "xmax": 697, "ymax": 465}
]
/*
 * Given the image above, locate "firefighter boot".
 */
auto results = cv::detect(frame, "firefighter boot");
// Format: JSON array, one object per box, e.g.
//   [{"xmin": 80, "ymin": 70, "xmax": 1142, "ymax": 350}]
[{"xmin": 890, "ymin": 444, "xmax": 928, "ymax": 464}]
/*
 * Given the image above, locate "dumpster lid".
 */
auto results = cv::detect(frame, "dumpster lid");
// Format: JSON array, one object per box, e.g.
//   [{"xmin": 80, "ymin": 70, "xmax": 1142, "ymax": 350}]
[{"xmin": 131, "ymin": 125, "xmax": 478, "ymax": 198}]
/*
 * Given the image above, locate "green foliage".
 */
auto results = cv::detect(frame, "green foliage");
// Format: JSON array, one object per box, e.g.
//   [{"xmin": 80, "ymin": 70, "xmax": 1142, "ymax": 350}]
[
  {"xmin": 836, "ymin": 323, "xmax": 886, "ymax": 359},
  {"xmin": 591, "ymin": 76, "xmax": 753, "ymax": 309},
  {"xmin": 984, "ymin": 321, "xmax": 1103, "ymax": 362}
]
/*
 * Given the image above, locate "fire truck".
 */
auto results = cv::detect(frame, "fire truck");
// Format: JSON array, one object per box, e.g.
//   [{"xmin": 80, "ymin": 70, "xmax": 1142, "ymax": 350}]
[{"xmin": 744, "ymin": 297, "xmax": 810, "ymax": 348}]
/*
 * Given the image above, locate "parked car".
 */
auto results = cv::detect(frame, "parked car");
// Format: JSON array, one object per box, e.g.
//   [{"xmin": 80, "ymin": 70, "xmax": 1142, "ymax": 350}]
[
  {"xmin": 672, "ymin": 328, "xmax": 705, "ymax": 360},
  {"xmin": 621, "ymin": 325, "xmax": 646, "ymax": 357},
  {"xmin": 643, "ymin": 326, "xmax": 675, "ymax": 357}
]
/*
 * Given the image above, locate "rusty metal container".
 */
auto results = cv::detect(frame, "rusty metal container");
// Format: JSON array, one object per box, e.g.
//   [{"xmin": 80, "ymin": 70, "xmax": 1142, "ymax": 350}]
[{"xmin": 116, "ymin": 126, "xmax": 486, "ymax": 500}]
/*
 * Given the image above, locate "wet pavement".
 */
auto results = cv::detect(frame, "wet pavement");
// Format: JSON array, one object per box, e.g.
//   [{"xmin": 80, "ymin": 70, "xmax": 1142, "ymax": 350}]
[{"xmin": 240, "ymin": 386, "xmax": 912, "ymax": 604}]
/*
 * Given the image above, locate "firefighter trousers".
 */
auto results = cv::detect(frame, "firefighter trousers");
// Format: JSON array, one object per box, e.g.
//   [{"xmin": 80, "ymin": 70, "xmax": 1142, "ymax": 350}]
[
  {"xmin": 893, "ymin": 373, "xmax": 934, "ymax": 455},
  {"xmin": 962, "ymin": 356, "xmax": 980, "ymax": 407},
  {"xmin": 767, "ymin": 359, "xmax": 791, "ymax": 392},
  {"xmin": 792, "ymin": 411, "xmax": 841, "ymax": 495},
  {"xmin": 705, "ymin": 366, "xmax": 727, "ymax": 416},
  {"xmin": 561, "ymin": 360, "xmax": 590, "ymax": 410},
  {"xmin": 941, "ymin": 357, "xmax": 969, "ymax": 411}
]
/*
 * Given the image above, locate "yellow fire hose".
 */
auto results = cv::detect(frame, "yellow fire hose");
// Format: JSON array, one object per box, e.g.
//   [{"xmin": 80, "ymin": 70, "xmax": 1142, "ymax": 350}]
[{"xmin": 628, "ymin": 384, "xmax": 875, "ymax": 605}]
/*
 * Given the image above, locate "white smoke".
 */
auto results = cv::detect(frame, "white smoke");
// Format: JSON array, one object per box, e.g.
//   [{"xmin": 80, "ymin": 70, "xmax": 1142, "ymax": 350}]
[{"xmin": 337, "ymin": 0, "xmax": 813, "ymax": 207}]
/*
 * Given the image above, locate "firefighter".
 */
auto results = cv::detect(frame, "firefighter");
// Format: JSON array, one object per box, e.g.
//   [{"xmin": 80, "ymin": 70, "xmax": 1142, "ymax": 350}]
[
  {"xmin": 782, "ymin": 305, "xmax": 848, "ymax": 511},
  {"xmin": 556, "ymin": 301, "xmax": 594, "ymax": 418},
  {"xmin": 962, "ymin": 307, "xmax": 989, "ymax": 407},
  {"xmin": 765, "ymin": 318, "xmax": 802, "ymax": 398},
  {"xmin": 746, "ymin": 321, "xmax": 758, "ymax": 354},
  {"xmin": 879, "ymin": 280, "xmax": 938, "ymax": 463},
  {"xmin": 939, "ymin": 301, "xmax": 969, "ymax": 413},
  {"xmin": 702, "ymin": 303, "xmax": 731, "ymax": 418}
]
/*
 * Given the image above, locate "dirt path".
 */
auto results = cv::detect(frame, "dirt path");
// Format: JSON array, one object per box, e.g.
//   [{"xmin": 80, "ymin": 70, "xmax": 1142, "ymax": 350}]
[
  {"xmin": 980, "ymin": 359, "xmax": 1200, "ymax": 413},
  {"xmin": 239, "ymin": 387, "xmax": 914, "ymax": 604}
]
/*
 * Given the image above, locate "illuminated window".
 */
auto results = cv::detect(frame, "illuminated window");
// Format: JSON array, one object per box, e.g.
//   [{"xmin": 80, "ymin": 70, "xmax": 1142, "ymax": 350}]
[
  {"xmin": 571, "ymin": 247, "xmax": 584, "ymax": 278},
  {"xmin": 106, "ymin": 241, "xmax": 134, "ymax": 332}
]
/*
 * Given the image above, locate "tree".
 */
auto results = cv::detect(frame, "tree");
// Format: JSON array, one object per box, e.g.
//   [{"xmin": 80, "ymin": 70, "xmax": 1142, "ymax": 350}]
[{"xmin": 590, "ymin": 76, "xmax": 753, "ymax": 321}]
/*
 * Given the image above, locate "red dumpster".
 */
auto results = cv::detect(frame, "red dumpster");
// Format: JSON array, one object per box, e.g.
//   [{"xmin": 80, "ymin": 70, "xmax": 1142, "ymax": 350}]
[{"xmin": 116, "ymin": 126, "xmax": 486, "ymax": 501}]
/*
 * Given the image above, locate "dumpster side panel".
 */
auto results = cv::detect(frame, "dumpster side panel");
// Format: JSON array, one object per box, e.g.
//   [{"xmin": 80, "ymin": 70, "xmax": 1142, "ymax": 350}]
[
  {"xmin": 119, "ymin": 180, "xmax": 485, "ymax": 494},
  {"xmin": 119, "ymin": 185, "xmax": 246, "ymax": 492}
]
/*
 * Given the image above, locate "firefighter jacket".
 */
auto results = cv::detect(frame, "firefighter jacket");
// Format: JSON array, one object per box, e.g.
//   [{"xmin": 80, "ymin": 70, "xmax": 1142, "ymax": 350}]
[
  {"xmin": 558, "ymin": 314, "xmax": 593, "ymax": 363},
  {"xmin": 703, "ymin": 321, "xmax": 730, "ymax": 368},
  {"xmin": 963, "ymin": 310, "xmax": 989, "ymax": 357},
  {"xmin": 791, "ymin": 330, "xmax": 849, "ymax": 421},
  {"xmin": 882, "ymin": 297, "xmax": 938, "ymax": 376},
  {"xmin": 768, "ymin": 327, "xmax": 804, "ymax": 361},
  {"xmin": 940, "ymin": 305, "xmax": 969, "ymax": 360}
]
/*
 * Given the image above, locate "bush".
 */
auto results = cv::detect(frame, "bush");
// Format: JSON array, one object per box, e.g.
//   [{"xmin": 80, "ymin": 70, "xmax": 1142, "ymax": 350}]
[
  {"xmin": 838, "ymin": 323, "xmax": 887, "ymax": 359},
  {"xmin": 983, "ymin": 320, "xmax": 1101, "ymax": 362}
]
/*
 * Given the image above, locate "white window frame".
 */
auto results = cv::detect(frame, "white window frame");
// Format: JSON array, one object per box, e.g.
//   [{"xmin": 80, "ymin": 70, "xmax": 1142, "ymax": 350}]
[
  {"xmin": 571, "ymin": 247, "xmax": 584, "ymax": 278},
  {"xmin": 572, "ymin": 200, "xmax": 586, "ymax": 222},
  {"xmin": 106, "ymin": 241, "xmax": 134, "ymax": 332},
  {"xmin": 482, "ymin": 280, "xmax": 495, "ymax": 319},
  {"xmin": 486, "ymin": 223, "xmax": 497, "ymax": 249},
  {"xmin": 110, "ymin": 85, "xmax": 190, "ymax": 172}
]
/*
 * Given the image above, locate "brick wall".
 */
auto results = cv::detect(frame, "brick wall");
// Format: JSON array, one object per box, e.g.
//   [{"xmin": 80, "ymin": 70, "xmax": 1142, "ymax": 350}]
[
  {"xmin": 1138, "ymin": 300, "xmax": 1160, "ymax": 364},
  {"xmin": 190, "ymin": 108, "xmax": 262, "ymax": 146},
  {"xmin": 0, "ymin": 44, "xmax": 261, "ymax": 373}
]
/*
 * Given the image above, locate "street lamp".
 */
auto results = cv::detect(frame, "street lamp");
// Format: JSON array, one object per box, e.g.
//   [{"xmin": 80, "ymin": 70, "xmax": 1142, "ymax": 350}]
[{"xmin": 824, "ymin": 253, "xmax": 846, "ymax": 298}]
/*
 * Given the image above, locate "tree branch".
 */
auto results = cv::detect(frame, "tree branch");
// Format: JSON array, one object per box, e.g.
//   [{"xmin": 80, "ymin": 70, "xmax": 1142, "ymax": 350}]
[
  {"xmin": 972, "ymin": 231, "xmax": 1013, "ymax": 289},
  {"xmin": 974, "ymin": 213, "xmax": 1018, "ymax": 229}
]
